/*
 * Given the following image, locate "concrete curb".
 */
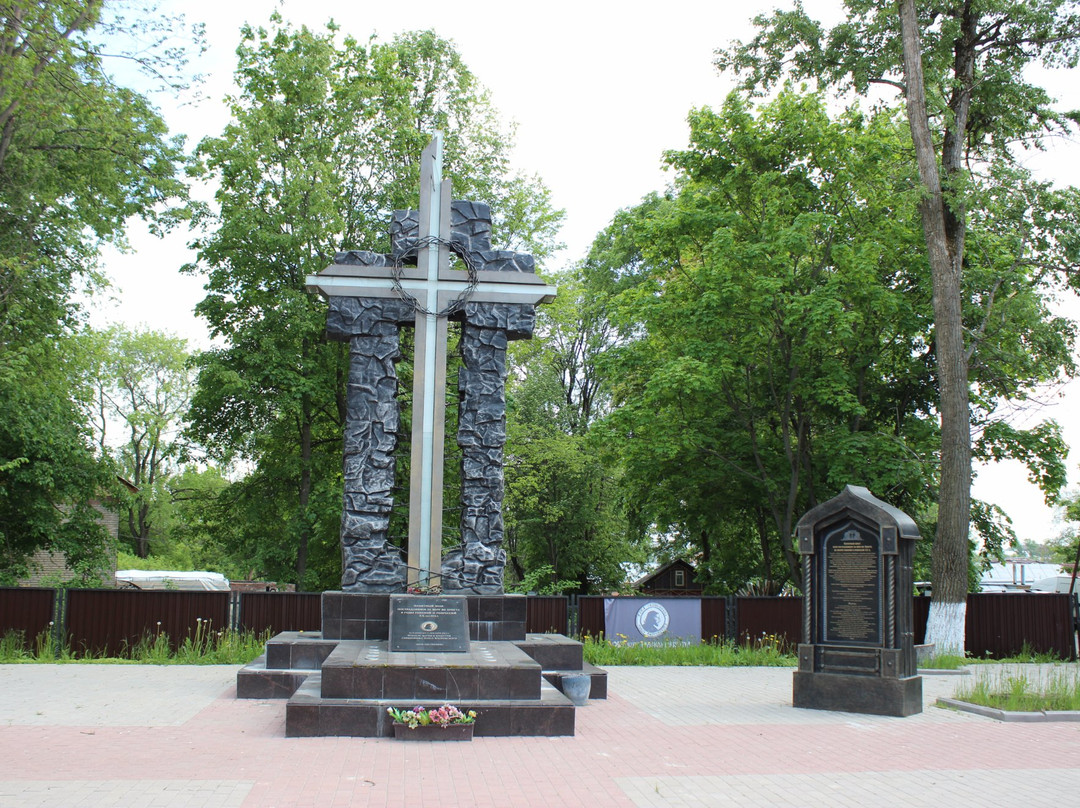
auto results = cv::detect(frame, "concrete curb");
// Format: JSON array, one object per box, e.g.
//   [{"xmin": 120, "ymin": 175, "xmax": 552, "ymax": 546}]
[{"xmin": 937, "ymin": 697, "xmax": 1080, "ymax": 722}]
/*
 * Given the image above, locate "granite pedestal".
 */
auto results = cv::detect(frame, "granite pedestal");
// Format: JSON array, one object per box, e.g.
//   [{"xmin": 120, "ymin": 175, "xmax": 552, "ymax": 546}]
[
  {"xmin": 236, "ymin": 593, "xmax": 605, "ymax": 736},
  {"xmin": 793, "ymin": 670, "xmax": 923, "ymax": 717}
]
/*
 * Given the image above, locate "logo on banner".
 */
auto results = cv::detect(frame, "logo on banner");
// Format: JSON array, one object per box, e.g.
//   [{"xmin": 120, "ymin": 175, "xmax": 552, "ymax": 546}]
[{"xmin": 635, "ymin": 601, "xmax": 670, "ymax": 638}]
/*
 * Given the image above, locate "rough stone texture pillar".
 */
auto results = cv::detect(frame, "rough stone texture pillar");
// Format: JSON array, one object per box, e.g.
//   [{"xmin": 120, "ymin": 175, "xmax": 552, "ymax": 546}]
[
  {"xmin": 319, "ymin": 196, "xmax": 548, "ymax": 594},
  {"xmin": 442, "ymin": 302, "xmax": 536, "ymax": 594},
  {"xmin": 326, "ymin": 296, "xmax": 414, "ymax": 592}
]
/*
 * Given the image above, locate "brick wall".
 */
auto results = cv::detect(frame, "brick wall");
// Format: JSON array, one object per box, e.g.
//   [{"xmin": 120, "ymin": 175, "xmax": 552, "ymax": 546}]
[{"xmin": 19, "ymin": 501, "xmax": 118, "ymax": 587}]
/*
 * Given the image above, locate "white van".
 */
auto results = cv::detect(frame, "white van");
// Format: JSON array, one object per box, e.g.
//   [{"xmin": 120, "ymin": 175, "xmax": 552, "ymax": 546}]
[
  {"xmin": 1029, "ymin": 575, "xmax": 1078, "ymax": 595},
  {"xmin": 114, "ymin": 570, "xmax": 231, "ymax": 591}
]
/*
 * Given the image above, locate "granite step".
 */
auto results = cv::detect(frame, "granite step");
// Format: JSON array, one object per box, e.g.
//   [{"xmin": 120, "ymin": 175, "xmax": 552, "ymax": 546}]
[
  {"xmin": 263, "ymin": 630, "xmax": 338, "ymax": 670},
  {"xmin": 237, "ymin": 631, "xmax": 608, "ymax": 703},
  {"xmin": 320, "ymin": 639, "xmax": 543, "ymax": 701},
  {"xmin": 286, "ymin": 673, "xmax": 575, "ymax": 737},
  {"xmin": 236, "ymin": 654, "xmax": 313, "ymax": 699}
]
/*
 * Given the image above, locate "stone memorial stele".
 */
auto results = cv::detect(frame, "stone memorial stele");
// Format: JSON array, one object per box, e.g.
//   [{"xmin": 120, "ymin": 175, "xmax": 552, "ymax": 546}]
[
  {"xmin": 792, "ymin": 485, "xmax": 923, "ymax": 717},
  {"xmin": 305, "ymin": 133, "xmax": 556, "ymax": 595}
]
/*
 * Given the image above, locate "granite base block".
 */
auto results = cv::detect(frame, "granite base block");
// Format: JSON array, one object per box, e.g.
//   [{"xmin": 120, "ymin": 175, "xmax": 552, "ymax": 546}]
[
  {"xmin": 322, "ymin": 592, "xmax": 526, "ymax": 641},
  {"xmin": 583, "ymin": 663, "xmax": 608, "ymax": 699},
  {"xmin": 793, "ymin": 671, "xmax": 923, "ymax": 717},
  {"xmin": 516, "ymin": 633, "xmax": 584, "ymax": 670},
  {"xmin": 240, "ymin": 627, "xmax": 599, "ymax": 735}
]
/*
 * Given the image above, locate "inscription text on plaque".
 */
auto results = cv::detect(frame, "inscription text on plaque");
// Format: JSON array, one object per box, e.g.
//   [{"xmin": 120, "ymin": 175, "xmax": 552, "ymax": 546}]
[{"xmin": 823, "ymin": 524, "xmax": 881, "ymax": 645}]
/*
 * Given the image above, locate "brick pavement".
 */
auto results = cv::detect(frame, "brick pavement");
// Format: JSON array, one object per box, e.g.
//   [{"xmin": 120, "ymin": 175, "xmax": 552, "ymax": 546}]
[{"xmin": 1, "ymin": 663, "xmax": 1079, "ymax": 807}]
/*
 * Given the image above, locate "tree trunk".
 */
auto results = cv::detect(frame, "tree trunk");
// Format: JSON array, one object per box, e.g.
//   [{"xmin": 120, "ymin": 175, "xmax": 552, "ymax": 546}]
[
  {"xmin": 296, "ymin": 394, "xmax": 313, "ymax": 586},
  {"xmin": 137, "ymin": 501, "xmax": 152, "ymax": 559},
  {"xmin": 898, "ymin": 0, "xmax": 971, "ymax": 654},
  {"xmin": 509, "ymin": 548, "xmax": 526, "ymax": 584},
  {"xmin": 755, "ymin": 507, "xmax": 774, "ymax": 589}
]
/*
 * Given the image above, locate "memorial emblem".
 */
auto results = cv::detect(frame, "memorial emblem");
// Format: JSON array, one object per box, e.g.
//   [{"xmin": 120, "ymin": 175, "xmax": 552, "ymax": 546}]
[{"xmin": 635, "ymin": 602, "xmax": 671, "ymax": 638}]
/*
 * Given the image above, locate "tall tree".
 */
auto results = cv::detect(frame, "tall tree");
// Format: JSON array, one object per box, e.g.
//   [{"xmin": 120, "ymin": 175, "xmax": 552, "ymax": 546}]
[
  {"xmin": 0, "ymin": 2, "xmax": 195, "ymax": 580},
  {"xmin": 587, "ymin": 89, "xmax": 1075, "ymax": 599},
  {"xmin": 0, "ymin": 339, "xmax": 111, "ymax": 584},
  {"xmin": 503, "ymin": 272, "xmax": 637, "ymax": 592},
  {"xmin": 718, "ymin": 0, "xmax": 1080, "ymax": 653},
  {"xmin": 589, "ymin": 93, "xmax": 939, "ymax": 590},
  {"xmin": 0, "ymin": 1, "xmax": 195, "ymax": 353},
  {"xmin": 78, "ymin": 326, "xmax": 193, "ymax": 558},
  {"xmin": 185, "ymin": 17, "xmax": 562, "ymax": 588}
]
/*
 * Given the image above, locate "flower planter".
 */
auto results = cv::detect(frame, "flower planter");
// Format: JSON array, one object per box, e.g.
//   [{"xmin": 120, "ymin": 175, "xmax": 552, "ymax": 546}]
[
  {"xmin": 392, "ymin": 722, "xmax": 474, "ymax": 741},
  {"xmin": 561, "ymin": 674, "xmax": 591, "ymax": 706}
]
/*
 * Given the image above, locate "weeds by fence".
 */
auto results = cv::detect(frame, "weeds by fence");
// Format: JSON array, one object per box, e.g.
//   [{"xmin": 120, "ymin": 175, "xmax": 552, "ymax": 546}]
[
  {"xmin": 581, "ymin": 633, "xmax": 795, "ymax": 667},
  {"xmin": 0, "ymin": 625, "xmax": 269, "ymax": 665}
]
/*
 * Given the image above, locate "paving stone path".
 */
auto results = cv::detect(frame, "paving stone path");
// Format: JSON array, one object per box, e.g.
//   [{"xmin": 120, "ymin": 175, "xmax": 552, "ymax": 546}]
[{"xmin": 1, "ymin": 663, "xmax": 1078, "ymax": 807}]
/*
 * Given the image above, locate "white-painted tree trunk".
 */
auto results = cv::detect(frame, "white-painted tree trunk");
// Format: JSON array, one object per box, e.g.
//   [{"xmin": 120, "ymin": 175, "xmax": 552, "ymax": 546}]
[{"xmin": 924, "ymin": 599, "xmax": 966, "ymax": 656}]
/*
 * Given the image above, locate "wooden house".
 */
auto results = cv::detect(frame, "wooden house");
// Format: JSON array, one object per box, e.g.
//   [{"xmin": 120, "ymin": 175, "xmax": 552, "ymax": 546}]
[{"xmin": 635, "ymin": 559, "xmax": 703, "ymax": 596}]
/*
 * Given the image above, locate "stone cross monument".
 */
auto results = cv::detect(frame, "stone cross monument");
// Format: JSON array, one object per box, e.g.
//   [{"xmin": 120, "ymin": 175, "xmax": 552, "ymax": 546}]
[{"xmin": 306, "ymin": 134, "xmax": 556, "ymax": 595}]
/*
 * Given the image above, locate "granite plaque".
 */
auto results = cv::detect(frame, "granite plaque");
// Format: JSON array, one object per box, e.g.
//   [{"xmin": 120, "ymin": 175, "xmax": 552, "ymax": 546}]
[
  {"xmin": 389, "ymin": 594, "xmax": 470, "ymax": 652},
  {"xmin": 823, "ymin": 522, "xmax": 881, "ymax": 645}
]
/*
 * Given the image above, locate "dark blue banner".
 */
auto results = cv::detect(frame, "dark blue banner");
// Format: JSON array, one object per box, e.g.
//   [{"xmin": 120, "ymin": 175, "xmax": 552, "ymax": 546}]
[{"xmin": 603, "ymin": 597, "xmax": 701, "ymax": 645}]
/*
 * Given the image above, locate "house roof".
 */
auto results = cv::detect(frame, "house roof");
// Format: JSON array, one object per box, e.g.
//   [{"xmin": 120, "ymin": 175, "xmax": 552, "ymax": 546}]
[
  {"xmin": 115, "ymin": 474, "xmax": 139, "ymax": 493},
  {"xmin": 981, "ymin": 560, "xmax": 1062, "ymax": 589},
  {"xmin": 634, "ymin": 558, "xmax": 697, "ymax": 588}
]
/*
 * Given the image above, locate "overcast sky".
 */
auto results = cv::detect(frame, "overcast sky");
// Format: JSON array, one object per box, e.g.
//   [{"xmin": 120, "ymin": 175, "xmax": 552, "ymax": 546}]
[{"xmin": 92, "ymin": 0, "xmax": 1080, "ymax": 545}]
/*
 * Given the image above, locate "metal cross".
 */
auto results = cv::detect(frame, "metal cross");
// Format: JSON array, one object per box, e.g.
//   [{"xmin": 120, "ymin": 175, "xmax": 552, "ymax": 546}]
[{"xmin": 306, "ymin": 134, "xmax": 556, "ymax": 586}]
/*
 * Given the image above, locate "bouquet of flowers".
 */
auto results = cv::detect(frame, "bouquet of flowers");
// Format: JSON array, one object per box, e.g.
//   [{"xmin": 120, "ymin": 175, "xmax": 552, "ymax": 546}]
[{"xmin": 387, "ymin": 704, "xmax": 477, "ymax": 729}]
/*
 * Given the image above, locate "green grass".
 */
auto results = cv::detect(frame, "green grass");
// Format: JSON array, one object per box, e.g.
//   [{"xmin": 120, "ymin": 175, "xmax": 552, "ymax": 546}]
[
  {"xmin": 988, "ymin": 643, "xmax": 1066, "ymax": 665},
  {"xmin": 921, "ymin": 643, "xmax": 1067, "ymax": 669},
  {"xmin": 0, "ymin": 629, "xmax": 29, "ymax": 661},
  {"xmin": 954, "ymin": 668, "xmax": 1080, "ymax": 712},
  {"xmin": 920, "ymin": 653, "xmax": 968, "ymax": 670},
  {"xmin": 0, "ymin": 625, "xmax": 269, "ymax": 665},
  {"xmin": 581, "ymin": 634, "xmax": 796, "ymax": 667}
]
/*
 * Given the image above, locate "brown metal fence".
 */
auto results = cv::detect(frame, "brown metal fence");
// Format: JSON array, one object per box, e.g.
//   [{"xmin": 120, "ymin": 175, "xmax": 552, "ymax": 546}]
[
  {"xmin": 578, "ymin": 596, "xmax": 606, "ymax": 637},
  {"xmin": 237, "ymin": 592, "xmax": 322, "ymax": 635},
  {"xmin": 0, "ymin": 587, "xmax": 56, "ymax": 644},
  {"xmin": 65, "ymin": 589, "xmax": 230, "ymax": 657},
  {"xmin": 966, "ymin": 593, "xmax": 1076, "ymax": 659},
  {"xmin": 235, "ymin": 593, "xmax": 572, "ymax": 636},
  {"xmin": 2, "ymin": 588, "xmax": 1075, "ymax": 659},
  {"xmin": 525, "ymin": 596, "xmax": 568, "ymax": 634},
  {"xmin": 914, "ymin": 596, "xmax": 931, "ymax": 644},
  {"xmin": 576, "ymin": 592, "xmax": 1077, "ymax": 659},
  {"xmin": 701, "ymin": 597, "xmax": 726, "ymax": 642},
  {"xmin": 736, "ymin": 597, "xmax": 803, "ymax": 650},
  {"xmin": 911, "ymin": 594, "xmax": 1076, "ymax": 660}
]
